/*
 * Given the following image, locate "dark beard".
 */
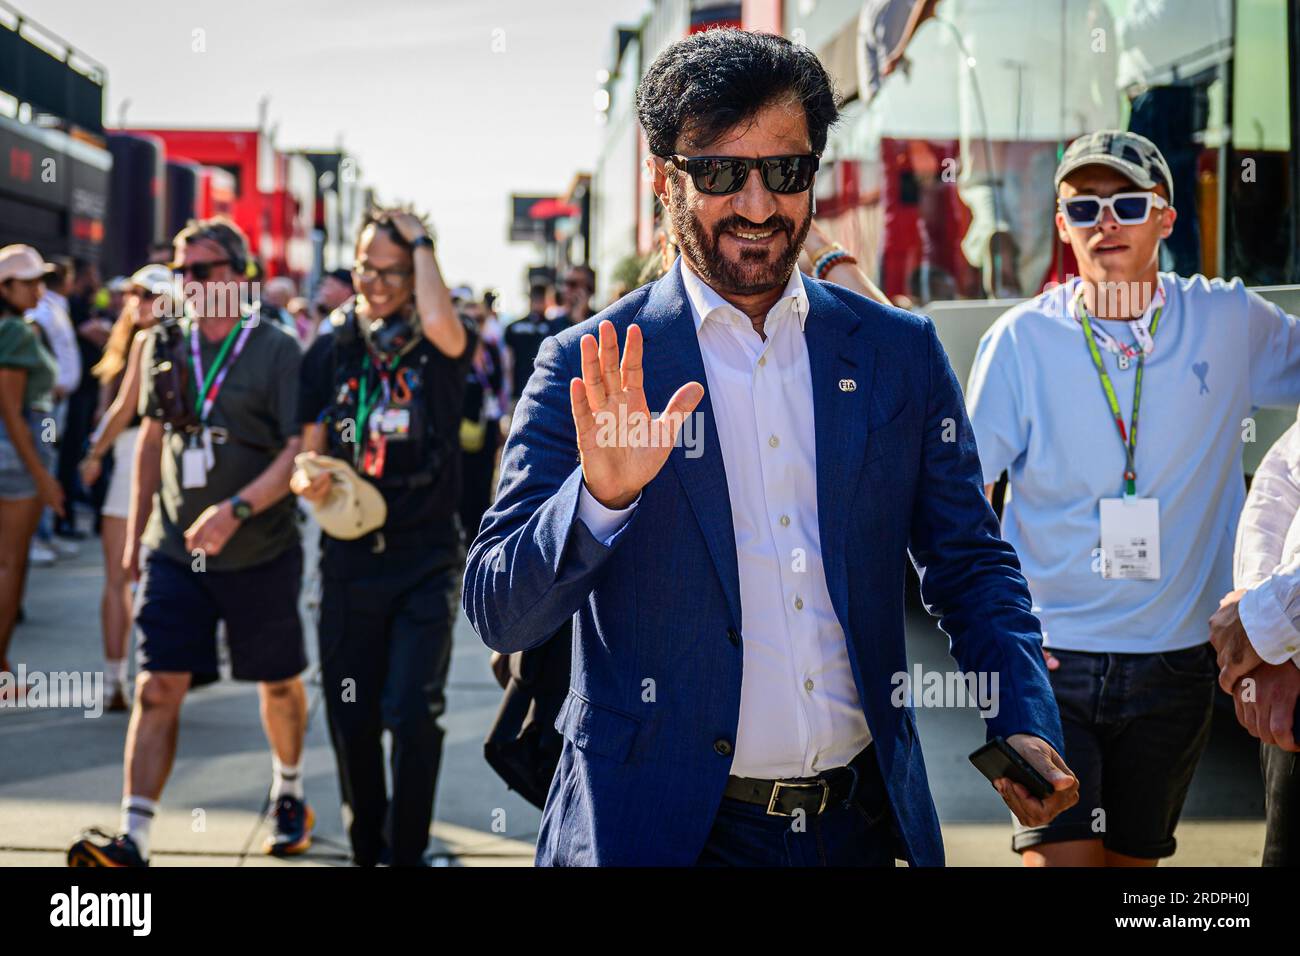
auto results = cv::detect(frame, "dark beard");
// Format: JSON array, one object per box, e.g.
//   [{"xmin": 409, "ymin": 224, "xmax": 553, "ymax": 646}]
[{"xmin": 670, "ymin": 181, "xmax": 811, "ymax": 296}]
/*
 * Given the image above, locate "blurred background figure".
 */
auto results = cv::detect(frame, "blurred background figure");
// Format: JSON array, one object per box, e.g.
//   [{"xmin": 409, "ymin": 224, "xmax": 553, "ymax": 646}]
[
  {"xmin": 502, "ymin": 281, "xmax": 555, "ymax": 411},
  {"xmin": 59, "ymin": 259, "xmax": 112, "ymax": 540},
  {"xmin": 25, "ymin": 257, "xmax": 82, "ymax": 566},
  {"xmin": 458, "ymin": 295, "xmax": 506, "ymax": 546},
  {"xmin": 287, "ymin": 296, "xmax": 313, "ymax": 344},
  {"xmin": 0, "ymin": 245, "xmax": 65, "ymax": 699},
  {"xmin": 79, "ymin": 264, "xmax": 172, "ymax": 713},
  {"xmin": 311, "ymin": 269, "xmax": 355, "ymax": 338},
  {"xmin": 548, "ymin": 265, "xmax": 595, "ymax": 326},
  {"xmin": 261, "ymin": 276, "xmax": 298, "ymax": 330}
]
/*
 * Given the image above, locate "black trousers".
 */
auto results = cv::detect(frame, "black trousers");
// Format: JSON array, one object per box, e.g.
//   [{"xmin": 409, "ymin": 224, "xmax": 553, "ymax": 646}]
[
  {"xmin": 317, "ymin": 538, "xmax": 459, "ymax": 866},
  {"xmin": 1261, "ymin": 704, "xmax": 1300, "ymax": 866}
]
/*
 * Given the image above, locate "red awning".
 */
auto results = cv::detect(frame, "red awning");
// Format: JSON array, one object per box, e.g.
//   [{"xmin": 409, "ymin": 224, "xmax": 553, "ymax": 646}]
[{"xmin": 528, "ymin": 198, "xmax": 579, "ymax": 220}]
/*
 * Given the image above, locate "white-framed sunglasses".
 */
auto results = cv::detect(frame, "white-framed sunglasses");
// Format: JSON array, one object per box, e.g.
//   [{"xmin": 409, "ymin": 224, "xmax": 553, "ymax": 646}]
[{"xmin": 1058, "ymin": 191, "xmax": 1169, "ymax": 228}]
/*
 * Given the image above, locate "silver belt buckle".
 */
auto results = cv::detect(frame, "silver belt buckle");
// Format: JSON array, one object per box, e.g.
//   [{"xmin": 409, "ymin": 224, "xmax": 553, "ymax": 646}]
[{"xmin": 766, "ymin": 779, "xmax": 830, "ymax": 816}]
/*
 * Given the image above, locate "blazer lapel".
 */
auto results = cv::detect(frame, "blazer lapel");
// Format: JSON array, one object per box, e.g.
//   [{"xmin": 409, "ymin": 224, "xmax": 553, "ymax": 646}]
[
  {"xmin": 803, "ymin": 280, "xmax": 874, "ymax": 623},
  {"xmin": 637, "ymin": 261, "xmax": 743, "ymax": 629}
]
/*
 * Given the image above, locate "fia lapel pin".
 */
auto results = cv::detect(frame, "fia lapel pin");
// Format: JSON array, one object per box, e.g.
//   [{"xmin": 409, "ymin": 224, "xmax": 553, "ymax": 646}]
[{"xmin": 838, "ymin": 378, "xmax": 856, "ymax": 392}]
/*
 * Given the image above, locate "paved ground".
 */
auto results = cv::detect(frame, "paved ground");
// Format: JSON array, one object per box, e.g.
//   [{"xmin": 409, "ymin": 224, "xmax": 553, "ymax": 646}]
[{"xmin": 0, "ymin": 513, "xmax": 1268, "ymax": 866}]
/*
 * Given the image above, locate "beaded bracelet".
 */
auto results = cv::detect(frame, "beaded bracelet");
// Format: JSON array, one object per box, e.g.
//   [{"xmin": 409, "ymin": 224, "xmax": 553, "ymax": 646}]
[
  {"xmin": 815, "ymin": 249, "xmax": 857, "ymax": 280},
  {"xmin": 808, "ymin": 243, "xmax": 843, "ymax": 266}
]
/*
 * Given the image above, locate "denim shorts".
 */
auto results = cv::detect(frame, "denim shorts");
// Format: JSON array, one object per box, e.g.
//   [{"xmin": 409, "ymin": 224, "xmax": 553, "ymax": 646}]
[
  {"xmin": 0, "ymin": 408, "xmax": 53, "ymax": 500},
  {"xmin": 1012, "ymin": 644, "xmax": 1217, "ymax": 859}
]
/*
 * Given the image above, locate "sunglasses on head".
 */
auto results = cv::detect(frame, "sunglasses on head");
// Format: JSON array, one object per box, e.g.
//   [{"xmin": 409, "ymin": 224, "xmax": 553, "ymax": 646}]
[
  {"xmin": 1058, "ymin": 191, "xmax": 1168, "ymax": 228},
  {"xmin": 180, "ymin": 259, "xmax": 232, "ymax": 281},
  {"xmin": 663, "ymin": 153, "xmax": 819, "ymax": 196}
]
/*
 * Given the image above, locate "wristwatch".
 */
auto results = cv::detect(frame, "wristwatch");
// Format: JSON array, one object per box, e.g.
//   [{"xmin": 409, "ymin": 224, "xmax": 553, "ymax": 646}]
[
  {"xmin": 411, "ymin": 234, "xmax": 434, "ymax": 252},
  {"xmin": 229, "ymin": 496, "xmax": 254, "ymax": 521}
]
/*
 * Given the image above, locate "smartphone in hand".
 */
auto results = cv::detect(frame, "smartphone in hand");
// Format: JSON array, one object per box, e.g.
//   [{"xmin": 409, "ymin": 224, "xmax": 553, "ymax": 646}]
[{"xmin": 969, "ymin": 736, "xmax": 1054, "ymax": 800}]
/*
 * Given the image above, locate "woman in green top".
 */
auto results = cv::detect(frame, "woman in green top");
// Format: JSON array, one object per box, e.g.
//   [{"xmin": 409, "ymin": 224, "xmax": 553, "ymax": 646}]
[{"xmin": 0, "ymin": 245, "xmax": 65, "ymax": 695}]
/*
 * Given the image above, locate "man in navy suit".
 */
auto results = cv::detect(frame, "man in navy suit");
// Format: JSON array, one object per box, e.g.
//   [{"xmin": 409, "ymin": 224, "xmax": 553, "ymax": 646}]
[{"xmin": 464, "ymin": 28, "xmax": 1077, "ymax": 866}]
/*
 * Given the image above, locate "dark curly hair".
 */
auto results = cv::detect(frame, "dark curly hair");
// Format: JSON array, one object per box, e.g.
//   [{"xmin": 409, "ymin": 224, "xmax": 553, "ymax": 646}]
[
  {"xmin": 355, "ymin": 206, "xmax": 434, "ymax": 254},
  {"xmin": 636, "ymin": 28, "xmax": 839, "ymax": 158}
]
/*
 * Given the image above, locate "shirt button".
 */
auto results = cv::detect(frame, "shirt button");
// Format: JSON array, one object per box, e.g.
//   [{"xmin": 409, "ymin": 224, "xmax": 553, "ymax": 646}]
[
  {"xmin": 804, "ymin": 678, "xmax": 814, "ymax": 692},
  {"xmin": 794, "ymin": 596, "xmax": 804, "ymax": 610},
  {"xmin": 779, "ymin": 515, "xmax": 790, "ymax": 527},
  {"xmin": 769, "ymin": 434, "xmax": 780, "ymax": 448},
  {"xmin": 713, "ymin": 738, "xmax": 733, "ymax": 756}
]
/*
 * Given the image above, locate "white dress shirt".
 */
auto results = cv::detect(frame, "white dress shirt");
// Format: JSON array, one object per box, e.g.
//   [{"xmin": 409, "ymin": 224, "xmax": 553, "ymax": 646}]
[
  {"xmin": 1233, "ymin": 410, "xmax": 1300, "ymax": 668},
  {"xmin": 26, "ymin": 291, "xmax": 82, "ymax": 395},
  {"xmin": 578, "ymin": 259, "xmax": 871, "ymax": 779}
]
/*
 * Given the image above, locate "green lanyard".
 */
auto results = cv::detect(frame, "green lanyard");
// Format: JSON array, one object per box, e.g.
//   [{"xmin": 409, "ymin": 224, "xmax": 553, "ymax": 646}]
[
  {"xmin": 353, "ymin": 352, "xmax": 400, "ymax": 464},
  {"xmin": 1076, "ymin": 297, "xmax": 1163, "ymax": 497},
  {"xmin": 190, "ymin": 320, "xmax": 243, "ymax": 417}
]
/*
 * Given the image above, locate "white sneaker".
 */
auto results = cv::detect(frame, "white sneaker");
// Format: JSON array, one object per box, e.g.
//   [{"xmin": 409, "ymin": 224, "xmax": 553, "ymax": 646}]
[
  {"xmin": 49, "ymin": 537, "xmax": 79, "ymax": 558},
  {"xmin": 28, "ymin": 542, "xmax": 57, "ymax": 566}
]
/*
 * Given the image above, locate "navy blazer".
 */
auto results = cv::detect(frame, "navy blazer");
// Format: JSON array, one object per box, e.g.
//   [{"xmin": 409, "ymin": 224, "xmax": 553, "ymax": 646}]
[{"xmin": 463, "ymin": 260, "xmax": 1063, "ymax": 866}]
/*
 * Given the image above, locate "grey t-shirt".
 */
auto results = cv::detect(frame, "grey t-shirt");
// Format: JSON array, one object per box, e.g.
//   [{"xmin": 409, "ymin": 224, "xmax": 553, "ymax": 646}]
[{"xmin": 139, "ymin": 316, "xmax": 302, "ymax": 571}]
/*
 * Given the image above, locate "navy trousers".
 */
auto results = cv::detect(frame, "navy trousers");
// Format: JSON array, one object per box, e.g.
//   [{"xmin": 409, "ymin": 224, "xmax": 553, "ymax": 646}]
[{"xmin": 696, "ymin": 747, "xmax": 902, "ymax": 867}]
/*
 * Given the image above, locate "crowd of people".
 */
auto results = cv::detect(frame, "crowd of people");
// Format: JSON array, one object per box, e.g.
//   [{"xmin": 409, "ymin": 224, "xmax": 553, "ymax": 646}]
[
  {"xmin": 0, "ymin": 26, "xmax": 1296, "ymax": 869},
  {"xmin": 0, "ymin": 209, "xmax": 613, "ymax": 866}
]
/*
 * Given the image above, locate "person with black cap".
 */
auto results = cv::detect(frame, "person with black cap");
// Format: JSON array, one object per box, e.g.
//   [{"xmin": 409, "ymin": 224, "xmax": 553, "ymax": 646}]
[
  {"xmin": 312, "ymin": 268, "xmax": 356, "ymax": 338},
  {"xmin": 291, "ymin": 207, "xmax": 473, "ymax": 866},
  {"xmin": 967, "ymin": 130, "xmax": 1300, "ymax": 866}
]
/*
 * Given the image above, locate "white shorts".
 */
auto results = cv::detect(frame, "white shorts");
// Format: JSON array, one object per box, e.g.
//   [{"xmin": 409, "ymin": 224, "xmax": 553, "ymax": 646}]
[{"xmin": 101, "ymin": 426, "xmax": 139, "ymax": 520}]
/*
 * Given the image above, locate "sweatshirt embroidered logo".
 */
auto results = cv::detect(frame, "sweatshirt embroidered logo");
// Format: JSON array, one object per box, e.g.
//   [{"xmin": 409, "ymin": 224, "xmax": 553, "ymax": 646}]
[{"xmin": 1192, "ymin": 361, "xmax": 1210, "ymax": 394}]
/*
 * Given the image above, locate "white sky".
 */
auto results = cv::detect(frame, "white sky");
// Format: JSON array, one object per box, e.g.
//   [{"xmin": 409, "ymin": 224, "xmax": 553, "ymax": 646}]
[{"xmin": 20, "ymin": 0, "xmax": 649, "ymax": 315}]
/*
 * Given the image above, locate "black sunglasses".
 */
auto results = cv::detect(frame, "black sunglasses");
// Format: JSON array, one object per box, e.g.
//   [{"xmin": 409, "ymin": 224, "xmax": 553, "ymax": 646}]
[
  {"xmin": 664, "ymin": 153, "xmax": 819, "ymax": 196},
  {"xmin": 180, "ymin": 259, "xmax": 232, "ymax": 281}
]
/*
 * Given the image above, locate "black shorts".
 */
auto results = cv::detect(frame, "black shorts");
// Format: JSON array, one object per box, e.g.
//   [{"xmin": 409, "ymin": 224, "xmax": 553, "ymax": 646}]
[
  {"xmin": 1012, "ymin": 645, "xmax": 1217, "ymax": 859},
  {"xmin": 135, "ymin": 546, "xmax": 306, "ymax": 684}
]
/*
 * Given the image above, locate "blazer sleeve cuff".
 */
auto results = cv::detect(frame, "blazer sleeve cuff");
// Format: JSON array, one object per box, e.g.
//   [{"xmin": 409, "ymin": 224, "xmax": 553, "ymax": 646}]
[{"xmin": 576, "ymin": 483, "xmax": 640, "ymax": 546}]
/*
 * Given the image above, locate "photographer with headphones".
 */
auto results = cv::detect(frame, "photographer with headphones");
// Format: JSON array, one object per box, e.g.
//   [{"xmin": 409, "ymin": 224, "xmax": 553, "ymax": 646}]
[
  {"xmin": 290, "ymin": 208, "xmax": 471, "ymax": 867},
  {"xmin": 69, "ymin": 217, "xmax": 311, "ymax": 867}
]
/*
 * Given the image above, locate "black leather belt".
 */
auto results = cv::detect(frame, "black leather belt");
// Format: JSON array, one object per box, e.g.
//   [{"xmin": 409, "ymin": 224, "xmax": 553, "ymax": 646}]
[{"xmin": 723, "ymin": 745, "xmax": 878, "ymax": 817}]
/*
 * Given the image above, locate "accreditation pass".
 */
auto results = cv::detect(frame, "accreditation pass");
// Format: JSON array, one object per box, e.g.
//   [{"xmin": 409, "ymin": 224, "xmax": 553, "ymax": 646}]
[{"xmin": 1099, "ymin": 497, "xmax": 1160, "ymax": 580}]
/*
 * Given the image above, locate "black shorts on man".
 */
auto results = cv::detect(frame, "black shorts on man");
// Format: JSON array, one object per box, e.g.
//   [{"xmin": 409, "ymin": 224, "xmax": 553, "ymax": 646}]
[{"xmin": 134, "ymin": 317, "xmax": 305, "ymax": 677}]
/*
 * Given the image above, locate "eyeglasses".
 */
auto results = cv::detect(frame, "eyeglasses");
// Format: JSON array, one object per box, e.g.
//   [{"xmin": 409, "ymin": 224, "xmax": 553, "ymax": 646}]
[
  {"xmin": 180, "ymin": 259, "xmax": 232, "ymax": 281},
  {"xmin": 1058, "ymin": 191, "xmax": 1169, "ymax": 228},
  {"xmin": 663, "ymin": 153, "xmax": 819, "ymax": 196},
  {"xmin": 352, "ymin": 264, "xmax": 412, "ymax": 287}
]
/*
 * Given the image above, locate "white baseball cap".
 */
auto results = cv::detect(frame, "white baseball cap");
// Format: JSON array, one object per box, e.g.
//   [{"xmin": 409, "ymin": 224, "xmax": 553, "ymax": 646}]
[
  {"xmin": 0, "ymin": 244, "xmax": 56, "ymax": 283},
  {"xmin": 293, "ymin": 453, "xmax": 387, "ymax": 540},
  {"xmin": 128, "ymin": 264, "xmax": 175, "ymax": 296}
]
